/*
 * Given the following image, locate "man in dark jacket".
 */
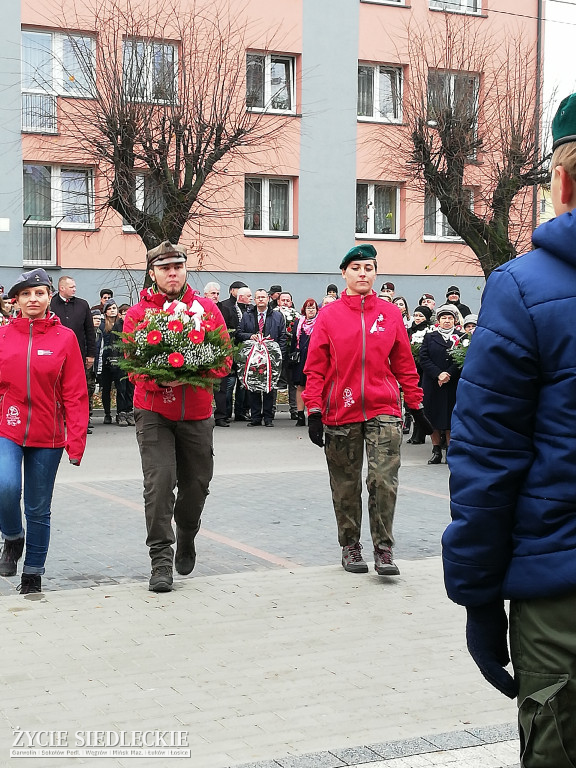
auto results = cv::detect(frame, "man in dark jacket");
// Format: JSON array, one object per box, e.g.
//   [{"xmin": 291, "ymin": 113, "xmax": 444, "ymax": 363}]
[
  {"xmin": 443, "ymin": 94, "xmax": 576, "ymax": 765},
  {"xmin": 50, "ymin": 276, "xmax": 96, "ymax": 365},
  {"xmin": 50, "ymin": 276, "xmax": 96, "ymax": 432},
  {"xmin": 217, "ymin": 281, "xmax": 248, "ymax": 424},
  {"xmin": 444, "ymin": 285, "xmax": 471, "ymax": 318},
  {"xmin": 237, "ymin": 288, "xmax": 286, "ymax": 426}
]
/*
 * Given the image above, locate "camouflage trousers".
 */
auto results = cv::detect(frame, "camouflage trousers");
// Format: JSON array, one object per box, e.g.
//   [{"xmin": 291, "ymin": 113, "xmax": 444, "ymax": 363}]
[{"xmin": 324, "ymin": 415, "xmax": 402, "ymax": 549}]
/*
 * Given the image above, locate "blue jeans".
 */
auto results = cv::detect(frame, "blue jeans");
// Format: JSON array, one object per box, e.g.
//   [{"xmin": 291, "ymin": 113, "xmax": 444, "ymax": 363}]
[{"xmin": 0, "ymin": 437, "xmax": 63, "ymax": 574}]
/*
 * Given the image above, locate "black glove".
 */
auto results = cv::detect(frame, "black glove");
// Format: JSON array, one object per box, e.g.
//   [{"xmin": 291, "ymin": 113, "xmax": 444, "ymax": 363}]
[
  {"xmin": 466, "ymin": 601, "xmax": 518, "ymax": 699},
  {"xmin": 408, "ymin": 407, "xmax": 434, "ymax": 435},
  {"xmin": 308, "ymin": 412, "xmax": 324, "ymax": 448}
]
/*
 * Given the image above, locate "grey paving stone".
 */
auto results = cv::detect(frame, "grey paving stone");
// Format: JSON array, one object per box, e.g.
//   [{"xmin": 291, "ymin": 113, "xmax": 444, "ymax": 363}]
[
  {"xmin": 369, "ymin": 737, "xmax": 441, "ymax": 759},
  {"xmin": 275, "ymin": 752, "xmax": 346, "ymax": 768},
  {"xmin": 467, "ymin": 723, "xmax": 518, "ymax": 744},
  {"xmin": 422, "ymin": 730, "xmax": 484, "ymax": 750},
  {"xmin": 229, "ymin": 762, "xmax": 282, "ymax": 768},
  {"xmin": 329, "ymin": 745, "xmax": 383, "ymax": 764}
]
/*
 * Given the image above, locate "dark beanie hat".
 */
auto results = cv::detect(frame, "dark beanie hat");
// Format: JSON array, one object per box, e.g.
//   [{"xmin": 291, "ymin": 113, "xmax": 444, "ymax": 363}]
[
  {"xmin": 414, "ymin": 305, "xmax": 432, "ymax": 321},
  {"xmin": 229, "ymin": 281, "xmax": 247, "ymax": 291},
  {"xmin": 339, "ymin": 243, "xmax": 377, "ymax": 270},
  {"xmin": 446, "ymin": 285, "xmax": 460, "ymax": 296},
  {"xmin": 326, "ymin": 283, "xmax": 338, "ymax": 294}
]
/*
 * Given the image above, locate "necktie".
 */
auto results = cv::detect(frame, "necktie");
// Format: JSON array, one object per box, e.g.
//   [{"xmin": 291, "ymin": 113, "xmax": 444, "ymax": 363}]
[{"xmin": 258, "ymin": 313, "xmax": 264, "ymax": 333}]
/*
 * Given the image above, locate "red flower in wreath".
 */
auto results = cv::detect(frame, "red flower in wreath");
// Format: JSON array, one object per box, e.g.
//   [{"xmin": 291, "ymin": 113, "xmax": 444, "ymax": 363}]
[
  {"xmin": 167, "ymin": 319, "xmax": 184, "ymax": 333},
  {"xmin": 188, "ymin": 329, "xmax": 205, "ymax": 344},
  {"xmin": 136, "ymin": 321, "xmax": 149, "ymax": 331},
  {"xmin": 202, "ymin": 315, "xmax": 218, "ymax": 331},
  {"xmin": 168, "ymin": 352, "xmax": 185, "ymax": 368},
  {"xmin": 147, "ymin": 330, "xmax": 162, "ymax": 345}
]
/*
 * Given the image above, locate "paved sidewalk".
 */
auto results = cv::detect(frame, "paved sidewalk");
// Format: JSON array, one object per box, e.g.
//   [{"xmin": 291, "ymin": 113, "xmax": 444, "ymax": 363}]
[
  {"xmin": 0, "ymin": 418, "xmax": 520, "ymax": 767},
  {"xmin": 1, "ymin": 560, "xmax": 518, "ymax": 768}
]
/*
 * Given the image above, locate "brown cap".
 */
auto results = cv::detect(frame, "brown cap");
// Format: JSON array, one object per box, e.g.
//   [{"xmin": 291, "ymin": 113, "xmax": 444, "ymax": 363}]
[{"xmin": 146, "ymin": 241, "xmax": 187, "ymax": 268}]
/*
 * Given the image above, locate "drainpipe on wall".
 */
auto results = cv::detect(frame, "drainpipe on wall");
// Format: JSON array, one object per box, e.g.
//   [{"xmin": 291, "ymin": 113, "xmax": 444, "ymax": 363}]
[{"xmin": 533, "ymin": 0, "xmax": 543, "ymax": 233}]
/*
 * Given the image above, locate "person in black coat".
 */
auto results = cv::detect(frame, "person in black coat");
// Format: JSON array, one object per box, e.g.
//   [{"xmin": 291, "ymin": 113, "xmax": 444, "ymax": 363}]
[
  {"xmin": 445, "ymin": 285, "xmax": 471, "ymax": 319},
  {"xmin": 50, "ymin": 275, "xmax": 96, "ymax": 364},
  {"xmin": 419, "ymin": 305, "xmax": 464, "ymax": 464},
  {"xmin": 236, "ymin": 289, "xmax": 286, "ymax": 426},
  {"xmin": 290, "ymin": 298, "xmax": 319, "ymax": 426}
]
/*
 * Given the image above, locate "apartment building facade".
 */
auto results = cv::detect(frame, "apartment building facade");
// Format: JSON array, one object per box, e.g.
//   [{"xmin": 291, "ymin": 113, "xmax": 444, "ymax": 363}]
[{"xmin": 0, "ymin": 0, "xmax": 540, "ymax": 308}]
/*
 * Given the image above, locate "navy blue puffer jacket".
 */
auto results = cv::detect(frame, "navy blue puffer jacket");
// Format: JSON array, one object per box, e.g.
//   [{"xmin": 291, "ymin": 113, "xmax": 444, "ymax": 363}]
[{"xmin": 443, "ymin": 211, "xmax": 576, "ymax": 606}]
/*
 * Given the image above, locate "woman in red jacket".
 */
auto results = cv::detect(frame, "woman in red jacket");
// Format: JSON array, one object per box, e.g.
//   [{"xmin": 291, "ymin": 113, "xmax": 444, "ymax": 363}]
[
  {"xmin": 0, "ymin": 269, "xmax": 88, "ymax": 594},
  {"xmin": 303, "ymin": 245, "xmax": 430, "ymax": 576}
]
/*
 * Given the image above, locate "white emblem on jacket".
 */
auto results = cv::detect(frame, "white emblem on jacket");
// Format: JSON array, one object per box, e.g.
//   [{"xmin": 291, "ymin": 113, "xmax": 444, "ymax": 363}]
[
  {"xmin": 6, "ymin": 405, "xmax": 21, "ymax": 426},
  {"xmin": 343, "ymin": 387, "xmax": 355, "ymax": 408},
  {"xmin": 369, "ymin": 314, "xmax": 386, "ymax": 334}
]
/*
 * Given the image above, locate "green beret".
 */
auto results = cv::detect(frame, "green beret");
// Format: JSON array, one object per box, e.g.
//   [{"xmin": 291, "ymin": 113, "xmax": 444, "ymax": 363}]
[
  {"xmin": 339, "ymin": 244, "xmax": 378, "ymax": 270},
  {"xmin": 552, "ymin": 93, "xmax": 576, "ymax": 151}
]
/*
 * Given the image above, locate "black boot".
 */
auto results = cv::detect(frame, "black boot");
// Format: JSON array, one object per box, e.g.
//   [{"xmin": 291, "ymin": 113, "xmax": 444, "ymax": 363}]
[
  {"xmin": 407, "ymin": 421, "xmax": 425, "ymax": 444},
  {"xmin": 428, "ymin": 446, "xmax": 442, "ymax": 465},
  {"xmin": 0, "ymin": 536, "xmax": 25, "ymax": 577},
  {"xmin": 295, "ymin": 411, "xmax": 306, "ymax": 426},
  {"xmin": 18, "ymin": 573, "xmax": 42, "ymax": 594},
  {"xmin": 403, "ymin": 411, "xmax": 412, "ymax": 434}
]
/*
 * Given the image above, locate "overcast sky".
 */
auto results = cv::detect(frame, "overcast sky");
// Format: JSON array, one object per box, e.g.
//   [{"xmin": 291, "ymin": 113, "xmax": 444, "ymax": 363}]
[{"xmin": 545, "ymin": 0, "xmax": 576, "ymax": 119}]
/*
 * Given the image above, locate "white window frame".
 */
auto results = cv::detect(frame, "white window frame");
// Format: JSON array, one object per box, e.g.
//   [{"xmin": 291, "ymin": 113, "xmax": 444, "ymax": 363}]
[
  {"xmin": 356, "ymin": 182, "xmax": 400, "ymax": 239},
  {"xmin": 423, "ymin": 189, "xmax": 473, "ymax": 242},
  {"xmin": 23, "ymin": 163, "xmax": 95, "ymax": 266},
  {"xmin": 429, "ymin": 0, "xmax": 481, "ymax": 15},
  {"xmin": 122, "ymin": 174, "xmax": 165, "ymax": 232},
  {"xmin": 244, "ymin": 177, "xmax": 293, "ymax": 236},
  {"xmin": 122, "ymin": 39, "xmax": 178, "ymax": 104},
  {"xmin": 21, "ymin": 30, "xmax": 95, "ymax": 133},
  {"xmin": 357, "ymin": 64, "xmax": 403, "ymax": 123},
  {"xmin": 360, "ymin": 0, "xmax": 406, "ymax": 5},
  {"xmin": 246, "ymin": 53, "xmax": 296, "ymax": 115}
]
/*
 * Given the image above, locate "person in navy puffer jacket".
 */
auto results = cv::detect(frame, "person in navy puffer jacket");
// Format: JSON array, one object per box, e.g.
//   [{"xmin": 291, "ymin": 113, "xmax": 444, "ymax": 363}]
[{"xmin": 443, "ymin": 93, "xmax": 576, "ymax": 765}]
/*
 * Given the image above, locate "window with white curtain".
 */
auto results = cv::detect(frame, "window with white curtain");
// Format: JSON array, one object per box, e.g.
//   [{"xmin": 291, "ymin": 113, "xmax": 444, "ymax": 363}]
[
  {"xmin": 244, "ymin": 177, "xmax": 292, "ymax": 235},
  {"xmin": 123, "ymin": 174, "xmax": 165, "ymax": 231},
  {"xmin": 357, "ymin": 65, "xmax": 402, "ymax": 122},
  {"xmin": 123, "ymin": 40, "xmax": 177, "ymax": 102},
  {"xmin": 424, "ymin": 189, "xmax": 473, "ymax": 239},
  {"xmin": 356, "ymin": 183, "xmax": 399, "ymax": 237},
  {"xmin": 21, "ymin": 30, "xmax": 95, "ymax": 133},
  {"xmin": 23, "ymin": 164, "xmax": 94, "ymax": 265},
  {"xmin": 246, "ymin": 53, "xmax": 295, "ymax": 113},
  {"xmin": 427, "ymin": 70, "xmax": 479, "ymax": 125},
  {"xmin": 429, "ymin": 0, "xmax": 480, "ymax": 14}
]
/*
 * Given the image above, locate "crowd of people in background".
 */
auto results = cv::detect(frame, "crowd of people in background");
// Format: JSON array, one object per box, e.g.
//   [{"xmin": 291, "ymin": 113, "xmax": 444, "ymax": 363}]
[{"xmin": 1, "ymin": 273, "xmax": 478, "ymax": 460}]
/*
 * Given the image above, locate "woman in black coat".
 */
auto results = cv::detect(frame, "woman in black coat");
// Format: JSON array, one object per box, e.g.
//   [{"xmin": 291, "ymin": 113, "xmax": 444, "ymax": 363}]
[
  {"xmin": 290, "ymin": 299, "xmax": 318, "ymax": 426},
  {"xmin": 419, "ymin": 305, "xmax": 464, "ymax": 464}
]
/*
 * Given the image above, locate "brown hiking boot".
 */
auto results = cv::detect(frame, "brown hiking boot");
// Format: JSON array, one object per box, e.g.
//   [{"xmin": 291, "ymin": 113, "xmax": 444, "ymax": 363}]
[
  {"xmin": 374, "ymin": 545, "xmax": 400, "ymax": 576},
  {"xmin": 341, "ymin": 542, "xmax": 369, "ymax": 573}
]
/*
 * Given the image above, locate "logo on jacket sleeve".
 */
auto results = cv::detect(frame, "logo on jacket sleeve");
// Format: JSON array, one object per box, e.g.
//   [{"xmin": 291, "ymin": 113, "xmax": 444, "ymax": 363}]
[
  {"xmin": 343, "ymin": 387, "xmax": 355, "ymax": 408},
  {"xmin": 369, "ymin": 314, "xmax": 386, "ymax": 334},
  {"xmin": 6, "ymin": 406, "xmax": 21, "ymax": 426}
]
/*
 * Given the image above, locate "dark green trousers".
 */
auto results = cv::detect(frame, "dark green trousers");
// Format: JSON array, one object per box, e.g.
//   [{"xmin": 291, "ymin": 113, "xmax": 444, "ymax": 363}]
[
  {"xmin": 135, "ymin": 409, "xmax": 214, "ymax": 568},
  {"xmin": 510, "ymin": 591, "xmax": 576, "ymax": 767}
]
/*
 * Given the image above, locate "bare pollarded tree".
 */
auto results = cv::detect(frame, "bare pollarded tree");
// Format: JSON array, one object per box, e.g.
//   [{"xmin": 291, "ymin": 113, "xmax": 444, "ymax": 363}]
[
  {"xmin": 375, "ymin": 12, "xmax": 549, "ymax": 278},
  {"xmin": 28, "ymin": 0, "xmax": 289, "ymax": 261}
]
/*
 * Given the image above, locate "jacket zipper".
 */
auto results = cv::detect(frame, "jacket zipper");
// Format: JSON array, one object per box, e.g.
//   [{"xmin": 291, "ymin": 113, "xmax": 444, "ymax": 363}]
[
  {"xmin": 23, "ymin": 322, "xmax": 34, "ymax": 446},
  {"xmin": 360, "ymin": 297, "xmax": 367, "ymax": 421},
  {"xmin": 325, "ymin": 381, "xmax": 335, "ymax": 419}
]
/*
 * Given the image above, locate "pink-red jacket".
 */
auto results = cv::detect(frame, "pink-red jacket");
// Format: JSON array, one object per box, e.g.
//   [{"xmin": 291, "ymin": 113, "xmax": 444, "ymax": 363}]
[
  {"xmin": 303, "ymin": 291, "xmax": 423, "ymax": 425},
  {"xmin": 0, "ymin": 313, "xmax": 88, "ymax": 462},
  {"xmin": 123, "ymin": 285, "xmax": 230, "ymax": 421}
]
